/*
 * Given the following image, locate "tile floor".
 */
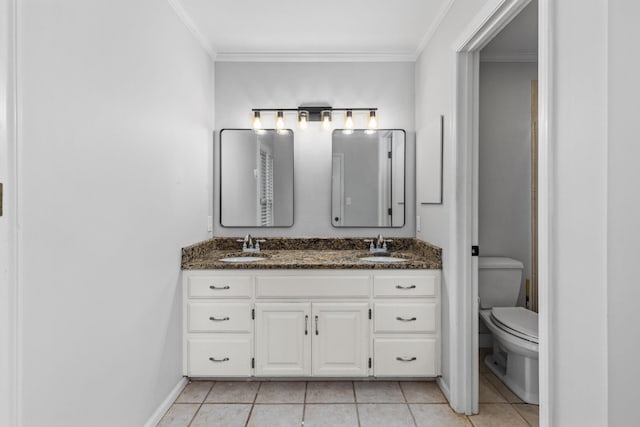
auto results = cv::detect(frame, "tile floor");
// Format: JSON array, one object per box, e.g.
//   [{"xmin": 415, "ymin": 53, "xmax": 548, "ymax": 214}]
[{"xmin": 158, "ymin": 376, "xmax": 539, "ymax": 426}]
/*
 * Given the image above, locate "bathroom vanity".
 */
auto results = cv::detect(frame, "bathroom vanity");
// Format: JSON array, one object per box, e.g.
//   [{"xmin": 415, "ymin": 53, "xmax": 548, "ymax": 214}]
[{"xmin": 181, "ymin": 238, "xmax": 442, "ymax": 379}]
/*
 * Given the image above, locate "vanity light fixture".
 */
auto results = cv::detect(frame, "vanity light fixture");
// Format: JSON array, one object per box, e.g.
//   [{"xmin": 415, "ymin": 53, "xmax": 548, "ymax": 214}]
[
  {"xmin": 275, "ymin": 111, "xmax": 285, "ymax": 130},
  {"xmin": 252, "ymin": 111, "xmax": 262, "ymax": 130},
  {"xmin": 298, "ymin": 110, "xmax": 309, "ymax": 129},
  {"xmin": 250, "ymin": 106, "xmax": 378, "ymax": 130},
  {"xmin": 344, "ymin": 110, "xmax": 354, "ymax": 129},
  {"xmin": 368, "ymin": 110, "xmax": 378, "ymax": 130},
  {"xmin": 321, "ymin": 110, "xmax": 332, "ymax": 130}
]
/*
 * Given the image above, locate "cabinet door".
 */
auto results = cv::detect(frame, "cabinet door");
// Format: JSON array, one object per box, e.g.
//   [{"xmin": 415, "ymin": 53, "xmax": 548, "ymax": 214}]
[
  {"xmin": 312, "ymin": 303, "xmax": 369, "ymax": 377},
  {"xmin": 255, "ymin": 303, "xmax": 311, "ymax": 376}
]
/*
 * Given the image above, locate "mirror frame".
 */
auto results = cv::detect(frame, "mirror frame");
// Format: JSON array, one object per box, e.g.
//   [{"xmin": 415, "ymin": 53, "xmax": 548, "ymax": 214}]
[
  {"xmin": 219, "ymin": 128, "xmax": 295, "ymax": 228},
  {"xmin": 330, "ymin": 129, "xmax": 406, "ymax": 228}
]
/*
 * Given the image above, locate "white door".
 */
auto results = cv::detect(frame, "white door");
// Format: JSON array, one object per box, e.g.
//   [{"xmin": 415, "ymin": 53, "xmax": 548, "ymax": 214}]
[
  {"xmin": 255, "ymin": 303, "xmax": 311, "ymax": 376},
  {"xmin": 312, "ymin": 303, "xmax": 369, "ymax": 377}
]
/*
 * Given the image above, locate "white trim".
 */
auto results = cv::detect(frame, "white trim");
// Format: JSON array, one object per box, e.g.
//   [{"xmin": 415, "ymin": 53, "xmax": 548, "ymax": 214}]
[
  {"xmin": 142, "ymin": 377, "xmax": 188, "ymax": 427},
  {"xmin": 1, "ymin": 0, "xmax": 18, "ymax": 425},
  {"xmin": 454, "ymin": 0, "xmax": 531, "ymax": 52},
  {"xmin": 451, "ymin": 0, "xmax": 534, "ymax": 415},
  {"xmin": 480, "ymin": 52, "xmax": 538, "ymax": 62},
  {"xmin": 165, "ymin": 0, "xmax": 217, "ymax": 60},
  {"xmin": 214, "ymin": 52, "xmax": 416, "ymax": 63},
  {"xmin": 414, "ymin": 0, "xmax": 456, "ymax": 56},
  {"xmin": 537, "ymin": 0, "xmax": 552, "ymax": 424},
  {"xmin": 436, "ymin": 376, "xmax": 451, "ymax": 403}
]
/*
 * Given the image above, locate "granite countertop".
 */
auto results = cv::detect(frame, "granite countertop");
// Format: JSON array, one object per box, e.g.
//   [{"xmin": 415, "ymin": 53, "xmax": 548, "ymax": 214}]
[{"xmin": 181, "ymin": 237, "xmax": 442, "ymax": 270}]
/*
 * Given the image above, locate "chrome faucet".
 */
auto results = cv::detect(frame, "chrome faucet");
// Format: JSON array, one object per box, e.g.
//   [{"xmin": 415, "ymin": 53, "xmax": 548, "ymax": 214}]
[
  {"xmin": 237, "ymin": 234, "xmax": 266, "ymax": 253},
  {"xmin": 364, "ymin": 234, "xmax": 393, "ymax": 254}
]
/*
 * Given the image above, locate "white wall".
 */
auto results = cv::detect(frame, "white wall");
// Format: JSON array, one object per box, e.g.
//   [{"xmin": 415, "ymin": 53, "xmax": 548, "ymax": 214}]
[
  {"xmin": 479, "ymin": 62, "xmax": 537, "ymax": 307},
  {"xmin": 415, "ymin": 0, "xmax": 494, "ymax": 400},
  {"xmin": 214, "ymin": 61, "xmax": 415, "ymax": 237},
  {"xmin": 550, "ymin": 0, "xmax": 608, "ymax": 424},
  {"xmin": 419, "ymin": 0, "xmax": 640, "ymax": 424},
  {"xmin": 607, "ymin": 1, "xmax": 640, "ymax": 425},
  {"xmin": 17, "ymin": 1, "xmax": 213, "ymax": 426}
]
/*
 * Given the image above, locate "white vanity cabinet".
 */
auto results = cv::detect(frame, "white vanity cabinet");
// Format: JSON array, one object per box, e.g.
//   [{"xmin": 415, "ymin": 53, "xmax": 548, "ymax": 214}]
[
  {"xmin": 254, "ymin": 302, "xmax": 369, "ymax": 377},
  {"xmin": 182, "ymin": 269, "xmax": 440, "ymax": 379}
]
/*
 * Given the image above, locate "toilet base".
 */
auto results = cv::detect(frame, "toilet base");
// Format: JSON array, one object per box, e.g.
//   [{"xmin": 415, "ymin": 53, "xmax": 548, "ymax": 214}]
[{"xmin": 484, "ymin": 352, "xmax": 539, "ymax": 404}]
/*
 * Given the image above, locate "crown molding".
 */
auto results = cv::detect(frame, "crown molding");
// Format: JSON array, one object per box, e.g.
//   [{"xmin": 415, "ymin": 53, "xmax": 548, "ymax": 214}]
[
  {"xmin": 214, "ymin": 52, "xmax": 417, "ymax": 63},
  {"xmin": 480, "ymin": 51, "xmax": 538, "ymax": 62},
  {"xmin": 415, "ymin": 0, "xmax": 456, "ymax": 57},
  {"xmin": 166, "ymin": 0, "xmax": 217, "ymax": 60}
]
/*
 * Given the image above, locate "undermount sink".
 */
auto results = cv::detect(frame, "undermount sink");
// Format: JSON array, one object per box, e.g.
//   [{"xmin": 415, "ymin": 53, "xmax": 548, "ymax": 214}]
[
  {"xmin": 359, "ymin": 256, "xmax": 408, "ymax": 263},
  {"xmin": 219, "ymin": 256, "xmax": 265, "ymax": 263}
]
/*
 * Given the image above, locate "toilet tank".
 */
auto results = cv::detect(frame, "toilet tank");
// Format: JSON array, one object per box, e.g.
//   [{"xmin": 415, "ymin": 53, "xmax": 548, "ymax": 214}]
[{"xmin": 478, "ymin": 257, "xmax": 524, "ymax": 309}]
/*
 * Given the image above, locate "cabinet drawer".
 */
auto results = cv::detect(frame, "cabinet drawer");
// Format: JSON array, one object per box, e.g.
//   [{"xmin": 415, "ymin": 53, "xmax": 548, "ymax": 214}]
[
  {"xmin": 188, "ymin": 337, "xmax": 251, "ymax": 377},
  {"xmin": 373, "ymin": 275, "xmax": 437, "ymax": 297},
  {"xmin": 256, "ymin": 276, "xmax": 370, "ymax": 298},
  {"xmin": 374, "ymin": 338, "xmax": 438, "ymax": 377},
  {"xmin": 188, "ymin": 303, "xmax": 252, "ymax": 333},
  {"xmin": 188, "ymin": 275, "xmax": 252, "ymax": 298},
  {"xmin": 374, "ymin": 303, "xmax": 437, "ymax": 333}
]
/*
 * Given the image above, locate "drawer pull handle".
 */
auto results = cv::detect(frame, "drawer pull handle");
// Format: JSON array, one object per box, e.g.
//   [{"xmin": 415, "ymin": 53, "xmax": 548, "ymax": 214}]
[
  {"xmin": 396, "ymin": 285, "xmax": 416, "ymax": 290},
  {"xmin": 305, "ymin": 315, "xmax": 309, "ymax": 335},
  {"xmin": 209, "ymin": 285, "xmax": 230, "ymax": 290},
  {"xmin": 209, "ymin": 316, "xmax": 230, "ymax": 321},
  {"xmin": 396, "ymin": 356, "xmax": 417, "ymax": 362},
  {"xmin": 209, "ymin": 357, "xmax": 229, "ymax": 362},
  {"xmin": 315, "ymin": 315, "xmax": 319, "ymax": 335},
  {"xmin": 396, "ymin": 316, "xmax": 417, "ymax": 322}
]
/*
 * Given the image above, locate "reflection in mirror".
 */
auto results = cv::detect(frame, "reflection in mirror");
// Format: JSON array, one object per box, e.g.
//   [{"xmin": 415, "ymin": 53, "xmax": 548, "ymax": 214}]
[
  {"xmin": 220, "ymin": 129, "xmax": 294, "ymax": 227},
  {"xmin": 331, "ymin": 129, "xmax": 405, "ymax": 227}
]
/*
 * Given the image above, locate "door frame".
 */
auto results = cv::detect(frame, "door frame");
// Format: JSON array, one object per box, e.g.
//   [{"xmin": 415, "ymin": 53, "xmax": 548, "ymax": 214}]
[
  {"xmin": 450, "ymin": 0, "xmax": 552, "ymax": 421},
  {"xmin": 0, "ymin": 0, "xmax": 18, "ymax": 425}
]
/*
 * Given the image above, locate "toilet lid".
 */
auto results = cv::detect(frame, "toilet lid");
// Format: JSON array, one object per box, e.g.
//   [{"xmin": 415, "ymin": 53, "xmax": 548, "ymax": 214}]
[{"xmin": 491, "ymin": 307, "xmax": 538, "ymax": 343}]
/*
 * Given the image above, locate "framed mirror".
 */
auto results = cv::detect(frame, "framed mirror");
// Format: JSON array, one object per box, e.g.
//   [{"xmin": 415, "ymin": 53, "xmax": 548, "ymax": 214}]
[
  {"xmin": 220, "ymin": 129, "xmax": 294, "ymax": 227},
  {"xmin": 331, "ymin": 129, "xmax": 405, "ymax": 227}
]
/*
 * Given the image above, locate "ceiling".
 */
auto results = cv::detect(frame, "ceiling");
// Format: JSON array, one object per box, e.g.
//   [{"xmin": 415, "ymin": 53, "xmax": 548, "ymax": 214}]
[
  {"xmin": 171, "ymin": 0, "xmax": 453, "ymax": 59},
  {"xmin": 482, "ymin": 0, "xmax": 538, "ymax": 60}
]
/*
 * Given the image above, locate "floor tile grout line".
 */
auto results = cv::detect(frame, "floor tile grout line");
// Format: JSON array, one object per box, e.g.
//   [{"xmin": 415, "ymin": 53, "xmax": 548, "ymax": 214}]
[
  {"xmin": 398, "ymin": 381, "xmax": 418, "ymax": 427},
  {"xmin": 244, "ymin": 381, "xmax": 262, "ymax": 427},
  {"xmin": 352, "ymin": 381, "xmax": 362, "ymax": 427},
  {"xmin": 301, "ymin": 381, "xmax": 308, "ymax": 425},
  {"xmin": 186, "ymin": 381, "xmax": 214, "ymax": 427}
]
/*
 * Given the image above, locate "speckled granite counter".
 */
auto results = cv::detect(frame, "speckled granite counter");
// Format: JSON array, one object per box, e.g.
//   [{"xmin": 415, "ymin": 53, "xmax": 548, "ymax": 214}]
[{"xmin": 181, "ymin": 237, "xmax": 442, "ymax": 270}]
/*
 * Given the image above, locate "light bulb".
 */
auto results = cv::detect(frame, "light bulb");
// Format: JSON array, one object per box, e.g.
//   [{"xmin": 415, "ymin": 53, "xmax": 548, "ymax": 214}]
[
  {"xmin": 252, "ymin": 111, "xmax": 262, "ymax": 130},
  {"xmin": 298, "ymin": 110, "xmax": 308, "ymax": 129},
  {"xmin": 344, "ymin": 110, "xmax": 354, "ymax": 129},
  {"xmin": 276, "ymin": 111, "xmax": 285, "ymax": 130},
  {"xmin": 368, "ymin": 110, "xmax": 378, "ymax": 129},
  {"xmin": 322, "ymin": 110, "xmax": 332, "ymax": 130}
]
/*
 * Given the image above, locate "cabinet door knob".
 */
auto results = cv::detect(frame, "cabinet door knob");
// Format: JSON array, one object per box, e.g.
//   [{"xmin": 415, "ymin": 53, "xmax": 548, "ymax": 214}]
[
  {"xmin": 396, "ymin": 356, "xmax": 417, "ymax": 362},
  {"xmin": 396, "ymin": 316, "xmax": 417, "ymax": 322},
  {"xmin": 209, "ymin": 357, "xmax": 230, "ymax": 362},
  {"xmin": 209, "ymin": 316, "xmax": 230, "ymax": 321},
  {"xmin": 315, "ymin": 315, "xmax": 319, "ymax": 335},
  {"xmin": 209, "ymin": 285, "xmax": 230, "ymax": 290},
  {"xmin": 395, "ymin": 284, "xmax": 416, "ymax": 289},
  {"xmin": 305, "ymin": 315, "xmax": 309, "ymax": 335}
]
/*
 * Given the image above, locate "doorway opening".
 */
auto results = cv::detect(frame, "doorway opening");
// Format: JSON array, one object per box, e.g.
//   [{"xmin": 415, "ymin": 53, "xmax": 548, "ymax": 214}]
[{"xmin": 451, "ymin": 0, "xmax": 551, "ymax": 423}]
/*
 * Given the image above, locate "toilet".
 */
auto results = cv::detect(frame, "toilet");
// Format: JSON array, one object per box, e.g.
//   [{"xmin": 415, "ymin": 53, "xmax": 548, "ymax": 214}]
[{"xmin": 478, "ymin": 256, "xmax": 539, "ymax": 404}]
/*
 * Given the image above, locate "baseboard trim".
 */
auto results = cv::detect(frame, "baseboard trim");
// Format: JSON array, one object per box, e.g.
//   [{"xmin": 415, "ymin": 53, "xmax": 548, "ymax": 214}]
[
  {"xmin": 143, "ymin": 377, "xmax": 188, "ymax": 427},
  {"xmin": 436, "ymin": 376, "xmax": 451, "ymax": 405}
]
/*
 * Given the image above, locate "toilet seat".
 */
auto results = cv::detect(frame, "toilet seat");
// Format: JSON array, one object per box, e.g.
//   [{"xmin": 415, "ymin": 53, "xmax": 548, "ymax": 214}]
[{"xmin": 490, "ymin": 307, "xmax": 538, "ymax": 344}]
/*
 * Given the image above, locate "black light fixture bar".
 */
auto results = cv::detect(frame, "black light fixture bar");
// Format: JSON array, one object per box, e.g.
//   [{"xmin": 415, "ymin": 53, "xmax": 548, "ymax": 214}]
[{"xmin": 252, "ymin": 106, "xmax": 378, "ymax": 122}]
